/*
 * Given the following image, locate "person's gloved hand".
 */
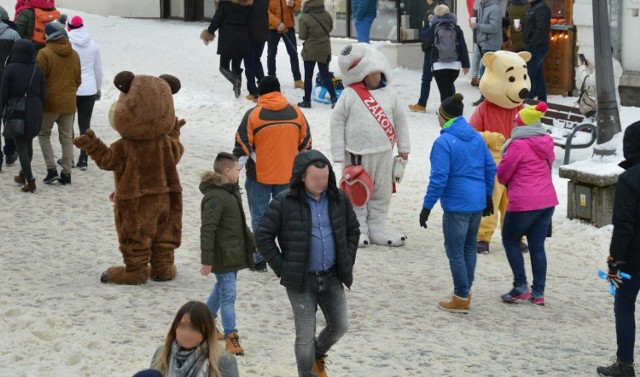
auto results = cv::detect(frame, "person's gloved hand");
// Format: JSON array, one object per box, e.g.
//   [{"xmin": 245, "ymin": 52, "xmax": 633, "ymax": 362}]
[
  {"xmin": 95, "ymin": 90, "xmax": 101, "ymax": 101},
  {"xmin": 607, "ymin": 256, "xmax": 627, "ymax": 289},
  {"xmin": 419, "ymin": 207, "xmax": 430, "ymax": 229},
  {"xmin": 200, "ymin": 29, "xmax": 215, "ymax": 46},
  {"xmin": 482, "ymin": 196, "xmax": 494, "ymax": 217}
]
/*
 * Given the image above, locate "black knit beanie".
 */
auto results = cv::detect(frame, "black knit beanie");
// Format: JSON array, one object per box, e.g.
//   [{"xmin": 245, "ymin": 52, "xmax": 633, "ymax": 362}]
[
  {"xmin": 439, "ymin": 93, "xmax": 464, "ymax": 121},
  {"xmin": 258, "ymin": 76, "xmax": 280, "ymax": 96}
]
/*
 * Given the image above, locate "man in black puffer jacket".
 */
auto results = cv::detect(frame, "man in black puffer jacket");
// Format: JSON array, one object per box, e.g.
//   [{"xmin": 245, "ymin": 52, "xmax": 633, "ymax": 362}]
[
  {"xmin": 255, "ymin": 149, "xmax": 359, "ymax": 377},
  {"xmin": 598, "ymin": 121, "xmax": 640, "ymax": 377}
]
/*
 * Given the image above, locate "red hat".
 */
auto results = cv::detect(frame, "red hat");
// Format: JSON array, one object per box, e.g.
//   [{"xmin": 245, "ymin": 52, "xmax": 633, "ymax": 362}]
[{"xmin": 67, "ymin": 15, "xmax": 83, "ymax": 30}]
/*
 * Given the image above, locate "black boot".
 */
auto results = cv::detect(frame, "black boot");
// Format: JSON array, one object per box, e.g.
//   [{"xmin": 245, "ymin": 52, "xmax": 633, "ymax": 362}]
[
  {"xmin": 5, "ymin": 153, "xmax": 17, "ymax": 165},
  {"xmin": 297, "ymin": 100, "xmax": 311, "ymax": 108},
  {"xmin": 77, "ymin": 151, "xmax": 88, "ymax": 171},
  {"xmin": 233, "ymin": 69, "xmax": 243, "ymax": 98},
  {"xmin": 59, "ymin": 172, "xmax": 71, "ymax": 185},
  {"xmin": 597, "ymin": 360, "xmax": 635, "ymax": 376},
  {"xmin": 43, "ymin": 168, "xmax": 59, "ymax": 184},
  {"xmin": 331, "ymin": 97, "xmax": 337, "ymax": 109}
]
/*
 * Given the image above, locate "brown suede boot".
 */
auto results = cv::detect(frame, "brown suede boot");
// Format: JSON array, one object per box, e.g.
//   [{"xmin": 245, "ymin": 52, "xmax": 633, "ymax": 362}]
[
  {"xmin": 438, "ymin": 294, "xmax": 470, "ymax": 314},
  {"xmin": 225, "ymin": 332, "xmax": 244, "ymax": 356},
  {"xmin": 214, "ymin": 321, "xmax": 225, "ymax": 341},
  {"xmin": 312, "ymin": 354, "xmax": 329, "ymax": 377},
  {"xmin": 100, "ymin": 265, "xmax": 150, "ymax": 285},
  {"xmin": 15, "ymin": 172, "xmax": 26, "ymax": 184},
  {"xmin": 21, "ymin": 178, "xmax": 36, "ymax": 193}
]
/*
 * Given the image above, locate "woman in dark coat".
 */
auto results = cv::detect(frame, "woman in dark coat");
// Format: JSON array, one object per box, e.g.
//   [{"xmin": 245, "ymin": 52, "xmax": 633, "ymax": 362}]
[
  {"xmin": 200, "ymin": 0, "xmax": 253, "ymax": 98},
  {"xmin": 1, "ymin": 38, "xmax": 45, "ymax": 192}
]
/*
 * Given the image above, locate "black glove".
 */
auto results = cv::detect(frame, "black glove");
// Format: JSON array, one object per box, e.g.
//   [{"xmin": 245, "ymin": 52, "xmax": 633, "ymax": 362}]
[
  {"xmin": 419, "ymin": 207, "xmax": 431, "ymax": 228},
  {"xmin": 482, "ymin": 196, "xmax": 494, "ymax": 217},
  {"xmin": 95, "ymin": 90, "xmax": 101, "ymax": 101},
  {"xmin": 607, "ymin": 256, "xmax": 626, "ymax": 289}
]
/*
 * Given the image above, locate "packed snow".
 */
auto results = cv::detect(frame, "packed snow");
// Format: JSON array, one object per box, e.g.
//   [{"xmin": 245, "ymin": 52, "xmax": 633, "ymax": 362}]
[{"xmin": 2, "ymin": 3, "xmax": 640, "ymax": 376}]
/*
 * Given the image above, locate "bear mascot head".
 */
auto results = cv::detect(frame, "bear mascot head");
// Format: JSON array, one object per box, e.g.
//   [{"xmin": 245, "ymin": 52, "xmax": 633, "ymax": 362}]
[
  {"xmin": 73, "ymin": 72, "xmax": 185, "ymax": 285},
  {"xmin": 338, "ymin": 43, "xmax": 393, "ymax": 87},
  {"xmin": 479, "ymin": 50, "xmax": 532, "ymax": 109}
]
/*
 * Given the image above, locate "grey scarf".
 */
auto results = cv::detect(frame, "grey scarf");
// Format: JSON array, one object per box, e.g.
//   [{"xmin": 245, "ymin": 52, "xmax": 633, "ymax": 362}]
[
  {"xmin": 501, "ymin": 123, "xmax": 548, "ymax": 155},
  {"xmin": 168, "ymin": 340, "xmax": 210, "ymax": 377}
]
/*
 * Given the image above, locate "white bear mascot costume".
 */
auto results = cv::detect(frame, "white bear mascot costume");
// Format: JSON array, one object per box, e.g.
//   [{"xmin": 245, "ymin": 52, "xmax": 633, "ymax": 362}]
[{"xmin": 330, "ymin": 43, "xmax": 411, "ymax": 247}]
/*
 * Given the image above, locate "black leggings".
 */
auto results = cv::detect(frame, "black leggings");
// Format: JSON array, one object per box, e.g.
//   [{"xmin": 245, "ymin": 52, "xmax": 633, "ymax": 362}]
[
  {"xmin": 76, "ymin": 95, "xmax": 96, "ymax": 136},
  {"xmin": 14, "ymin": 136, "xmax": 34, "ymax": 180},
  {"xmin": 433, "ymin": 69, "xmax": 460, "ymax": 102},
  {"xmin": 303, "ymin": 60, "xmax": 336, "ymax": 102},
  {"xmin": 220, "ymin": 56, "xmax": 242, "ymax": 76}
]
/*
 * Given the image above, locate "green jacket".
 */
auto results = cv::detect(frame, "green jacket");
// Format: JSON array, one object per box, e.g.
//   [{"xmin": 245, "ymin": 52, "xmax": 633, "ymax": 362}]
[
  {"xmin": 299, "ymin": 0, "xmax": 333, "ymax": 64},
  {"xmin": 200, "ymin": 171, "xmax": 254, "ymax": 273},
  {"xmin": 16, "ymin": 9, "xmax": 34, "ymax": 39},
  {"xmin": 508, "ymin": 3, "xmax": 528, "ymax": 52}
]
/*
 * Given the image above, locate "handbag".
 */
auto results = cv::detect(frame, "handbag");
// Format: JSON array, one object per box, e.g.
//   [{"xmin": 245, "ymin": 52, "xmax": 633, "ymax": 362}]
[
  {"xmin": 339, "ymin": 154, "xmax": 374, "ymax": 207},
  {"xmin": 2, "ymin": 66, "xmax": 36, "ymax": 138},
  {"xmin": 576, "ymin": 75, "xmax": 597, "ymax": 118}
]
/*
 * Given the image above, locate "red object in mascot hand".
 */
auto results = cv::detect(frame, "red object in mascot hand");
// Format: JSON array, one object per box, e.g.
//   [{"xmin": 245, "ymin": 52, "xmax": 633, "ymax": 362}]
[{"xmin": 340, "ymin": 165, "xmax": 374, "ymax": 207}]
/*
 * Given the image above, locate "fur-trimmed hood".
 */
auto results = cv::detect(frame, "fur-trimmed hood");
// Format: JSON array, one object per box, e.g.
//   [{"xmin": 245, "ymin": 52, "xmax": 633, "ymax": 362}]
[
  {"xmin": 215, "ymin": 0, "xmax": 253, "ymax": 6},
  {"xmin": 338, "ymin": 43, "xmax": 392, "ymax": 87},
  {"xmin": 199, "ymin": 171, "xmax": 238, "ymax": 194}
]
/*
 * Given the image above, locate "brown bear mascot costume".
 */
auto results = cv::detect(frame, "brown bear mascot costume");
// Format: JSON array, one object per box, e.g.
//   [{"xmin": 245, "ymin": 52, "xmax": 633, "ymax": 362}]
[{"xmin": 73, "ymin": 71, "xmax": 185, "ymax": 285}]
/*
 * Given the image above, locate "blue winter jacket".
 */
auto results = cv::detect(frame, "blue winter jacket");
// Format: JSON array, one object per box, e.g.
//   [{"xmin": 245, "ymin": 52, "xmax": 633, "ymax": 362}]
[
  {"xmin": 423, "ymin": 117, "xmax": 496, "ymax": 212},
  {"xmin": 352, "ymin": 0, "xmax": 376, "ymax": 21}
]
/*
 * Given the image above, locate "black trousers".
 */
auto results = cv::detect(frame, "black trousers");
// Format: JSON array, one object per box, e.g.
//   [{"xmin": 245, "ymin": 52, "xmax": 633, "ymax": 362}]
[
  {"xmin": 433, "ymin": 68, "xmax": 460, "ymax": 102},
  {"xmin": 303, "ymin": 60, "xmax": 336, "ymax": 102},
  {"xmin": 15, "ymin": 136, "xmax": 34, "ymax": 180}
]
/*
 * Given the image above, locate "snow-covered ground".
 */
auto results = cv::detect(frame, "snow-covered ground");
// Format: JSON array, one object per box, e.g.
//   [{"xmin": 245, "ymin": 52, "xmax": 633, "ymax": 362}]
[{"xmin": 2, "ymin": 4, "xmax": 640, "ymax": 376}]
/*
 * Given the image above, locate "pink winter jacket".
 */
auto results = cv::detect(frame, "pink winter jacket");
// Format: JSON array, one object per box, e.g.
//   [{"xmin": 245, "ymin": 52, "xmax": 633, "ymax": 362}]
[{"xmin": 497, "ymin": 134, "xmax": 559, "ymax": 212}]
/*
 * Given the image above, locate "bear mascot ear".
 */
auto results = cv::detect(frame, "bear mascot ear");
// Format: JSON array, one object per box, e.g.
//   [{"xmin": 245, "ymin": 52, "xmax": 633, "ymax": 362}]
[
  {"xmin": 159, "ymin": 74, "xmax": 181, "ymax": 95},
  {"xmin": 114, "ymin": 71, "xmax": 135, "ymax": 93},
  {"xmin": 481, "ymin": 52, "xmax": 497, "ymax": 69},
  {"xmin": 518, "ymin": 51, "xmax": 532, "ymax": 63}
]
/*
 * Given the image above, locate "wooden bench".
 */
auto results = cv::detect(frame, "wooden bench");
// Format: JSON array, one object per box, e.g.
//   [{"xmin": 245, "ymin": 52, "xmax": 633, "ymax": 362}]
[{"xmin": 523, "ymin": 98, "xmax": 596, "ymax": 165}]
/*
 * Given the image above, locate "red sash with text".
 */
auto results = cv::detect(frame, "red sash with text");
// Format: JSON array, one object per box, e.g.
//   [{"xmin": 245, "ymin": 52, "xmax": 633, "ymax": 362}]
[{"xmin": 350, "ymin": 82, "xmax": 397, "ymax": 147}]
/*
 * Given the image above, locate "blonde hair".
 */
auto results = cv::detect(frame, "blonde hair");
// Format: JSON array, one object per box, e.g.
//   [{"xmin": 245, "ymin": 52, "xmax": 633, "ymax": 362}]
[
  {"xmin": 154, "ymin": 301, "xmax": 226, "ymax": 377},
  {"xmin": 433, "ymin": 4, "xmax": 450, "ymax": 17}
]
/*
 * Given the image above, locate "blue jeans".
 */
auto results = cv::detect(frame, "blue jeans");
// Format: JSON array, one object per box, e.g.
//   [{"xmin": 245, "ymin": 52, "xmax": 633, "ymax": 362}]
[
  {"xmin": 442, "ymin": 211, "xmax": 482, "ymax": 298},
  {"xmin": 286, "ymin": 271, "xmax": 349, "ymax": 377},
  {"xmin": 471, "ymin": 43, "xmax": 482, "ymax": 78},
  {"xmin": 527, "ymin": 47, "xmax": 548, "ymax": 101},
  {"xmin": 206, "ymin": 271, "xmax": 238, "ymax": 336},
  {"xmin": 615, "ymin": 272, "xmax": 640, "ymax": 365},
  {"xmin": 354, "ymin": 17, "xmax": 375, "ymax": 43},
  {"xmin": 267, "ymin": 29, "xmax": 301, "ymax": 81},
  {"xmin": 418, "ymin": 52, "xmax": 433, "ymax": 106},
  {"xmin": 502, "ymin": 207, "xmax": 554, "ymax": 293},
  {"xmin": 245, "ymin": 178, "xmax": 289, "ymax": 263},
  {"xmin": 245, "ymin": 41, "xmax": 266, "ymax": 95}
]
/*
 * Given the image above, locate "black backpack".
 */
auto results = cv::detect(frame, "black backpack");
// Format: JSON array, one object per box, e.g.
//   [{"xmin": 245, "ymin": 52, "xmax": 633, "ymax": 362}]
[{"xmin": 432, "ymin": 22, "xmax": 459, "ymax": 63}]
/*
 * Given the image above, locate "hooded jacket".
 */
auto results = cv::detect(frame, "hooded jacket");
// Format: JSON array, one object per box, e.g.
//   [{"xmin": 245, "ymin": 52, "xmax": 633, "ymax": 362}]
[
  {"xmin": 199, "ymin": 171, "xmax": 255, "ymax": 273},
  {"xmin": 255, "ymin": 150, "xmax": 360, "ymax": 292},
  {"xmin": 610, "ymin": 122, "xmax": 640, "ymax": 273},
  {"xmin": 299, "ymin": 0, "xmax": 333, "ymax": 64},
  {"xmin": 0, "ymin": 21, "xmax": 20, "ymax": 80},
  {"xmin": 207, "ymin": 0, "xmax": 253, "ymax": 58},
  {"xmin": 268, "ymin": 0, "xmax": 301, "ymax": 31},
  {"xmin": 36, "ymin": 37, "xmax": 81, "ymax": 113},
  {"xmin": 233, "ymin": 91, "xmax": 312, "ymax": 185},
  {"xmin": 497, "ymin": 129, "xmax": 558, "ymax": 212},
  {"xmin": 522, "ymin": 0, "xmax": 551, "ymax": 50},
  {"xmin": 0, "ymin": 38, "xmax": 45, "ymax": 139},
  {"xmin": 68, "ymin": 26, "xmax": 102, "ymax": 96},
  {"xmin": 423, "ymin": 116, "xmax": 496, "ymax": 212},
  {"xmin": 476, "ymin": 0, "xmax": 502, "ymax": 51}
]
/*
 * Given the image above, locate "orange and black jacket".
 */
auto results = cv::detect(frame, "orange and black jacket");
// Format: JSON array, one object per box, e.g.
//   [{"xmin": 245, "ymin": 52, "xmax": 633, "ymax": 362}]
[{"xmin": 233, "ymin": 91, "xmax": 312, "ymax": 185}]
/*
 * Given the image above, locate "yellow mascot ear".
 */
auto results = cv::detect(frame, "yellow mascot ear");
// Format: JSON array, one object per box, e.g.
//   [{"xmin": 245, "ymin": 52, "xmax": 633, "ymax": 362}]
[
  {"xmin": 518, "ymin": 51, "xmax": 532, "ymax": 63},
  {"xmin": 481, "ymin": 52, "xmax": 497, "ymax": 69}
]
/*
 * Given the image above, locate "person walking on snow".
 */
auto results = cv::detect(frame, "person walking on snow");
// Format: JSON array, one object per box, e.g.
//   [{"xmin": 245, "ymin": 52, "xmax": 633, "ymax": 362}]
[
  {"xmin": 201, "ymin": 0, "xmax": 252, "ymax": 98},
  {"xmin": 419, "ymin": 93, "xmax": 496, "ymax": 314},
  {"xmin": 67, "ymin": 15, "xmax": 102, "ymax": 171},
  {"xmin": 297, "ymin": 0, "xmax": 336, "ymax": 109},
  {"xmin": 331, "ymin": 43, "xmax": 410, "ymax": 248},
  {"xmin": 266, "ymin": 0, "xmax": 304, "ymax": 89}
]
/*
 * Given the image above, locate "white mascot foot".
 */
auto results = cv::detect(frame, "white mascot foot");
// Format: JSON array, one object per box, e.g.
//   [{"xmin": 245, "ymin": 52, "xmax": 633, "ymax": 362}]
[
  {"xmin": 359, "ymin": 234, "xmax": 370, "ymax": 248},
  {"xmin": 370, "ymin": 232, "xmax": 407, "ymax": 247}
]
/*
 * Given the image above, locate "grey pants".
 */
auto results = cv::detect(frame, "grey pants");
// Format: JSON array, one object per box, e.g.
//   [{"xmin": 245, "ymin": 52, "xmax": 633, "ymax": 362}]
[{"xmin": 38, "ymin": 112, "xmax": 75, "ymax": 174}]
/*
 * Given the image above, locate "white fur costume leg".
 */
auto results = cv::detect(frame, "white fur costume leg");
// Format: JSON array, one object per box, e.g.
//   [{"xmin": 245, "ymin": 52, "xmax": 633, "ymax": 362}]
[{"xmin": 345, "ymin": 150, "xmax": 406, "ymax": 247}]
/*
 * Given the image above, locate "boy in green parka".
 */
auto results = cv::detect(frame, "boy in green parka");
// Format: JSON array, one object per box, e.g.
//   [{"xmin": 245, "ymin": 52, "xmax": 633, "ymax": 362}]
[{"xmin": 199, "ymin": 152, "xmax": 254, "ymax": 356}]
